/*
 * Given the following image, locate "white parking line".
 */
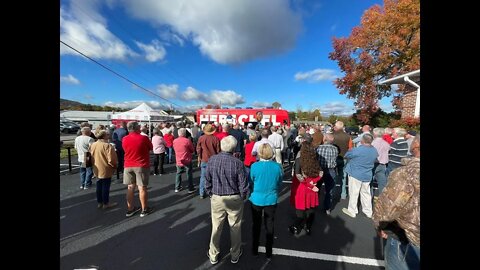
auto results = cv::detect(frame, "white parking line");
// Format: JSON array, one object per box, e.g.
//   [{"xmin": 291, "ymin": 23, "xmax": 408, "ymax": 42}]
[
  {"xmin": 258, "ymin": 246, "xmax": 385, "ymax": 267},
  {"xmin": 60, "ymin": 225, "xmax": 102, "ymax": 242}
]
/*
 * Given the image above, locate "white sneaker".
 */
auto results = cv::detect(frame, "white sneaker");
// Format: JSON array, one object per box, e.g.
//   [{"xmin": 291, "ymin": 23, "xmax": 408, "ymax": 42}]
[{"xmin": 342, "ymin": 208, "xmax": 356, "ymax": 218}]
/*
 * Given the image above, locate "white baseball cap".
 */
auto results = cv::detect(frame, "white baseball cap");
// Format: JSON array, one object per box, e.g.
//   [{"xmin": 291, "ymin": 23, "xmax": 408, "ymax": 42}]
[{"xmin": 247, "ymin": 123, "xmax": 253, "ymax": 127}]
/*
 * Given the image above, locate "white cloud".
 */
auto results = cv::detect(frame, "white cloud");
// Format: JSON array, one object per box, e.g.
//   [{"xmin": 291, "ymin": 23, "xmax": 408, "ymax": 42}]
[
  {"xmin": 321, "ymin": 102, "xmax": 355, "ymax": 116},
  {"xmin": 180, "ymin": 87, "xmax": 245, "ymax": 106},
  {"xmin": 104, "ymin": 100, "xmax": 170, "ymax": 110},
  {"xmin": 330, "ymin": 24, "xmax": 337, "ymax": 32},
  {"xmin": 156, "ymin": 84, "xmax": 179, "ymax": 99},
  {"xmin": 120, "ymin": 0, "xmax": 302, "ymax": 64},
  {"xmin": 135, "ymin": 40, "xmax": 166, "ymax": 62},
  {"xmin": 295, "ymin": 69, "xmax": 338, "ymax": 82},
  {"xmin": 251, "ymin": 101, "xmax": 271, "ymax": 108},
  {"xmin": 60, "ymin": 0, "xmax": 138, "ymax": 60},
  {"xmin": 159, "ymin": 29, "xmax": 185, "ymax": 46},
  {"xmin": 60, "ymin": 74, "xmax": 81, "ymax": 85},
  {"xmin": 209, "ymin": 90, "xmax": 245, "ymax": 106},
  {"xmin": 181, "ymin": 87, "xmax": 205, "ymax": 101}
]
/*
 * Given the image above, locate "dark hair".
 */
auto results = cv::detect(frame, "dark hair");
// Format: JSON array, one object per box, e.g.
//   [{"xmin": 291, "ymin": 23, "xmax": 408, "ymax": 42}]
[{"xmin": 300, "ymin": 141, "xmax": 321, "ymax": 177}]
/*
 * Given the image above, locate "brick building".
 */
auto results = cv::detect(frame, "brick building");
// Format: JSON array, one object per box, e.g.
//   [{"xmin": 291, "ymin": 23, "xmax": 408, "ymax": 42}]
[{"xmin": 379, "ymin": 70, "xmax": 420, "ymax": 119}]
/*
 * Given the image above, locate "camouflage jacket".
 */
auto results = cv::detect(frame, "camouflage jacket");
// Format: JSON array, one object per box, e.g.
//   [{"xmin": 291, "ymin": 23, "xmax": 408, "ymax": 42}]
[{"xmin": 373, "ymin": 157, "xmax": 420, "ymax": 246}]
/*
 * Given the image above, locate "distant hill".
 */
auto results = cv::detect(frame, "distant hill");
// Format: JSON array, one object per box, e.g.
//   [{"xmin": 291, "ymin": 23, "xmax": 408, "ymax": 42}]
[
  {"xmin": 60, "ymin": 98, "xmax": 84, "ymax": 108},
  {"xmin": 60, "ymin": 98, "xmax": 126, "ymax": 112}
]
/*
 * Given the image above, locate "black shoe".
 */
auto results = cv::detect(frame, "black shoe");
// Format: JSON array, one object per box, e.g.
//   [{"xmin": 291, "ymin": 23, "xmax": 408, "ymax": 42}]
[
  {"xmin": 187, "ymin": 188, "xmax": 196, "ymax": 194},
  {"xmin": 126, "ymin": 206, "xmax": 141, "ymax": 217},
  {"xmin": 288, "ymin": 225, "xmax": 299, "ymax": 235},
  {"xmin": 231, "ymin": 249, "xmax": 243, "ymax": 264},
  {"xmin": 140, "ymin": 207, "xmax": 154, "ymax": 217},
  {"xmin": 252, "ymin": 247, "xmax": 259, "ymax": 257}
]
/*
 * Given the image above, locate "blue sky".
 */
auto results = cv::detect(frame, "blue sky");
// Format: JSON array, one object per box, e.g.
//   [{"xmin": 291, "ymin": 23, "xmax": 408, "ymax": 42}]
[{"xmin": 60, "ymin": 0, "xmax": 392, "ymax": 115}]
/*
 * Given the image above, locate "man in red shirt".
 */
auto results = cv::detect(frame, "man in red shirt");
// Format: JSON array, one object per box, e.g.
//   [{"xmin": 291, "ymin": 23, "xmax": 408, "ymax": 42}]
[
  {"xmin": 122, "ymin": 121, "xmax": 154, "ymax": 218},
  {"xmin": 214, "ymin": 124, "xmax": 229, "ymax": 141},
  {"xmin": 196, "ymin": 124, "xmax": 220, "ymax": 199}
]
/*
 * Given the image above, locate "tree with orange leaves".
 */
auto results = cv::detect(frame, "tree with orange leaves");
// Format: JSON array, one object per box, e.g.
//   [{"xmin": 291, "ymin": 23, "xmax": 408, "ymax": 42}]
[{"xmin": 329, "ymin": 0, "xmax": 419, "ymax": 124}]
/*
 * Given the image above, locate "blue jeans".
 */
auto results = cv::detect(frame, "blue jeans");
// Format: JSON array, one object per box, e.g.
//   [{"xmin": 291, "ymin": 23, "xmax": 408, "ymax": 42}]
[
  {"xmin": 166, "ymin": 147, "xmax": 173, "ymax": 164},
  {"xmin": 323, "ymin": 168, "xmax": 337, "ymax": 210},
  {"xmin": 385, "ymin": 236, "xmax": 420, "ymax": 270},
  {"xmin": 96, "ymin": 178, "xmax": 112, "ymax": 204},
  {"xmin": 336, "ymin": 157, "xmax": 348, "ymax": 199},
  {"xmin": 79, "ymin": 163, "xmax": 93, "ymax": 187},
  {"xmin": 373, "ymin": 163, "xmax": 387, "ymax": 195},
  {"xmin": 199, "ymin": 162, "xmax": 208, "ymax": 196},
  {"xmin": 175, "ymin": 163, "xmax": 194, "ymax": 190}
]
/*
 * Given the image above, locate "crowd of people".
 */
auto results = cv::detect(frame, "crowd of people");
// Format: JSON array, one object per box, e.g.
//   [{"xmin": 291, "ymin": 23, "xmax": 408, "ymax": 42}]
[{"xmin": 72, "ymin": 119, "xmax": 420, "ymax": 269}]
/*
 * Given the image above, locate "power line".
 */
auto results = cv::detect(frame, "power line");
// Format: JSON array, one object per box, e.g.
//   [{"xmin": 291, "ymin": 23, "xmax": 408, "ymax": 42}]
[{"xmin": 60, "ymin": 39, "xmax": 183, "ymax": 109}]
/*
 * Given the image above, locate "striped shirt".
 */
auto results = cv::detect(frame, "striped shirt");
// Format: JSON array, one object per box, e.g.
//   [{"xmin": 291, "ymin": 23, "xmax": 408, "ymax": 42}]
[
  {"xmin": 316, "ymin": 143, "xmax": 338, "ymax": 169},
  {"xmin": 388, "ymin": 138, "xmax": 409, "ymax": 169},
  {"xmin": 205, "ymin": 152, "xmax": 249, "ymax": 198}
]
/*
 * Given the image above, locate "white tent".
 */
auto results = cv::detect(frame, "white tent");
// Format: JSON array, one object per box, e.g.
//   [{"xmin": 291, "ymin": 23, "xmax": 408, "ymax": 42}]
[{"xmin": 111, "ymin": 103, "xmax": 174, "ymax": 137}]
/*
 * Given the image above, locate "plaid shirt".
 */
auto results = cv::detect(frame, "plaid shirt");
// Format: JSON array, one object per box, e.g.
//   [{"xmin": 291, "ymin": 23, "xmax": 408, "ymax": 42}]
[
  {"xmin": 205, "ymin": 152, "xmax": 249, "ymax": 198},
  {"xmin": 316, "ymin": 143, "xmax": 338, "ymax": 169}
]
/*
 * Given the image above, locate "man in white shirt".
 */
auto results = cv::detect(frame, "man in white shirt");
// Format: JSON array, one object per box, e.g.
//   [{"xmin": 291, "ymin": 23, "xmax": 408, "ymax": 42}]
[
  {"xmin": 353, "ymin": 125, "xmax": 372, "ymax": 147},
  {"xmin": 74, "ymin": 127, "xmax": 95, "ymax": 189},
  {"xmin": 252, "ymin": 129, "xmax": 275, "ymax": 160},
  {"xmin": 268, "ymin": 126, "xmax": 284, "ymax": 164}
]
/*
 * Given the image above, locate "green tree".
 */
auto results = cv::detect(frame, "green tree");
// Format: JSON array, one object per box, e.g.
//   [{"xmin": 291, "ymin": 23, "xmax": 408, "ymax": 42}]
[
  {"xmin": 272, "ymin": 102, "xmax": 282, "ymax": 109},
  {"xmin": 311, "ymin": 109, "xmax": 322, "ymax": 121},
  {"xmin": 288, "ymin": 111, "xmax": 296, "ymax": 121},
  {"xmin": 328, "ymin": 114, "xmax": 338, "ymax": 124}
]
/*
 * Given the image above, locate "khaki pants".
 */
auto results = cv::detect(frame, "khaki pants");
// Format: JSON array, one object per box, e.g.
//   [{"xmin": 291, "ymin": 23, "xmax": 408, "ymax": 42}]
[
  {"xmin": 274, "ymin": 149, "xmax": 282, "ymax": 164},
  {"xmin": 347, "ymin": 175, "xmax": 373, "ymax": 217},
  {"xmin": 208, "ymin": 194, "xmax": 244, "ymax": 260}
]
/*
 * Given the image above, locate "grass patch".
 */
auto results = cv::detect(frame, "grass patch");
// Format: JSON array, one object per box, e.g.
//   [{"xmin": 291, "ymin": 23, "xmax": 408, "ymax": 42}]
[{"xmin": 60, "ymin": 147, "xmax": 77, "ymax": 159}]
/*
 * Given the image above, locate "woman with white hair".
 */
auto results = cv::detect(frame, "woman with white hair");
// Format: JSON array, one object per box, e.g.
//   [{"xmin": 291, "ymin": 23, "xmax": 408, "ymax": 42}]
[{"xmin": 90, "ymin": 130, "xmax": 118, "ymax": 209}]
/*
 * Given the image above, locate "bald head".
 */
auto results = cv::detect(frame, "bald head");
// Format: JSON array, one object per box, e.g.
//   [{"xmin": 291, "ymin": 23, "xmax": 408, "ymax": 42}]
[
  {"xmin": 334, "ymin": 121, "xmax": 344, "ymax": 131},
  {"xmin": 362, "ymin": 125, "xmax": 371, "ymax": 133}
]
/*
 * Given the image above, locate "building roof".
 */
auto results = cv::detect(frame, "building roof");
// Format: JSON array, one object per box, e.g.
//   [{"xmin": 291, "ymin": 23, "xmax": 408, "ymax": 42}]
[
  {"xmin": 379, "ymin": 69, "xmax": 420, "ymax": 85},
  {"xmin": 60, "ymin": 111, "xmax": 112, "ymax": 121}
]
